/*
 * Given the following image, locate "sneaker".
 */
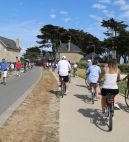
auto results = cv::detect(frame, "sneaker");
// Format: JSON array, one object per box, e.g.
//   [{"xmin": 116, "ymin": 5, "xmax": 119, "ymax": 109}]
[
  {"xmin": 65, "ymin": 90, "xmax": 69, "ymax": 94},
  {"xmin": 114, "ymin": 103, "xmax": 120, "ymax": 109}
]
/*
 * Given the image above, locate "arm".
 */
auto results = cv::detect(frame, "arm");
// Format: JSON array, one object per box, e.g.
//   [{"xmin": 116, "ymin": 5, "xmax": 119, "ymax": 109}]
[
  {"xmin": 98, "ymin": 67, "xmax": 105, "ymax": 82},
  {"xmin": 123, "ymin": 74, "xmax": 129, "ymax": 81},
  {"xmin": 68, "ymin": 63, "xmax": 71, "ymax": 72},
  {"xmin": 117, "ymin": 69, "xmax": 121, "ymax": 81}
]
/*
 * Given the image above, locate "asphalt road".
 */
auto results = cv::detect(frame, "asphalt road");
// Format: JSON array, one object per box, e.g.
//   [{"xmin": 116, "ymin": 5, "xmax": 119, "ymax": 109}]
[{"xmin": 0, "ymin": 67, "xmax": 42, "ymax": 115}]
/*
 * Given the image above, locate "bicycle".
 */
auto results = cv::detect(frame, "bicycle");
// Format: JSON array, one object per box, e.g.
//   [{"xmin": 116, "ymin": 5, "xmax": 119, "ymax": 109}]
[
  {"xmin": 125, "ymin": 87, "xmax": 129, "ymax": 107},
  {"xmin": 85, "ymin": 76, "xmax": 90, "ymax": 89},
  {"xmin": 68, "ymin": 73, "xmax": 71, "ymax": 83},
  {"xmin": 90, "ymin": 83, "xmax": 96, "ymax": 104},
  {"xmin": 104, "ymin": 93, "xmax": 115, "ymax": 131},
  {"xmin": 60, "ymin": 77, "xmax": 66, "ymax": 98}
]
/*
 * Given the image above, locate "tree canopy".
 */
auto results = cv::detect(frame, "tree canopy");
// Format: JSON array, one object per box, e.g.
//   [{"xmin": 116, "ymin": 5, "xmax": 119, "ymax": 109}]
[{"xmin": 37, "ymin": 24, "xmax": 102, "ymax": 55}]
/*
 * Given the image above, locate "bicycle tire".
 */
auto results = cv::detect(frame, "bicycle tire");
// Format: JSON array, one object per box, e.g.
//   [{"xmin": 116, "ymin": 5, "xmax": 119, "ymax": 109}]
[
  {"xmin": 85, "ymin": 78, "xmax": 90, "ymax": 88},
  {"xmin": 125, "ymin": 88, "xmax": 129, "ymax": 107},
  {"xmin": 109, "ymin": 106, "xmax": 113, "ymax": 131},
  {"xmin": 92, "ymin": 92, "xmax": 95, "ymax": 104},
  {"xmin": 61, "ymin": 83, "xmax": 64, "ymax": 98}
]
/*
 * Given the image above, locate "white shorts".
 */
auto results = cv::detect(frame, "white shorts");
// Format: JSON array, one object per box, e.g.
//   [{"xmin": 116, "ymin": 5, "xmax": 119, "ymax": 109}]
[{"xmin": 2, "ymin": 71, "xmax": 7, "ymax": 78}]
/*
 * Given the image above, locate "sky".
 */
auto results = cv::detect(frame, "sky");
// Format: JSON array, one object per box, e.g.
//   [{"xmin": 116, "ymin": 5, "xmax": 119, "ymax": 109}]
[{"xmin": 1, "ymin": 0, "xmax": 129, "ymax": 52}]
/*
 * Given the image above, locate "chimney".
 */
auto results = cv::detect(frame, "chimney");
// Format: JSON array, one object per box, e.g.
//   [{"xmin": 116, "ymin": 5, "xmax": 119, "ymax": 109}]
[{"xmin": 16, "ymin": 38, "xmax": 20, "ymax": 49}]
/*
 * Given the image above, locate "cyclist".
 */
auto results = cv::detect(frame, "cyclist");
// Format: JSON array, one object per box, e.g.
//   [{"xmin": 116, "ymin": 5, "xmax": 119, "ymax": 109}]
[
  {"xmin": 57, "ymin": 56, "xmax": 71, "ymax": 94},
  {"xmin": 73, "ymin": 63, "xmax": 78, "ymax": 77},
  {"xmin": 99, "ymin": 59, "xmax": 121, "ymax": 114},
  {"xmin": 0, "ymin": 59, "xmax": 8, "ymax": 85},
  {"xmin": 87, "ymin": 59, "xmax": 101, "ymax": 99}
]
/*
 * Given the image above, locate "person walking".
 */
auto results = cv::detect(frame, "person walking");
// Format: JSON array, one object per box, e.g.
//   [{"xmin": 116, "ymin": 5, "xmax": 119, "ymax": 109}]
[
  {"xmin": 0, "ymin": 59, "xmax": 8, "ymax": 85},
  {"xmin": 15, "ymin": 60, "xmax": 22, "ymax": 76}
]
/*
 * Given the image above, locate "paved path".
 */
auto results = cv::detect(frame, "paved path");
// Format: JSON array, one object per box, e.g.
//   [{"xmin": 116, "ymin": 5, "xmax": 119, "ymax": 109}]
[
  {"xmin": 0, "ymin": 67, "xmax": 42, "ymax": 126},
  {"xmin": 59, "ymin": 75, "xmax": 129, "ymax": 142}
]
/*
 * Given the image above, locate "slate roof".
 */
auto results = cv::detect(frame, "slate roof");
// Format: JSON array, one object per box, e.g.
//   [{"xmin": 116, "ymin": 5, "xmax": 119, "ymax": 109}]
[
  {"xmin": 58, "ymin": 43, "xmax": 82, "ymax": 53},
  {"xmin": 0, "ymin": 36, "xmax": 20, "ymax": 51}
]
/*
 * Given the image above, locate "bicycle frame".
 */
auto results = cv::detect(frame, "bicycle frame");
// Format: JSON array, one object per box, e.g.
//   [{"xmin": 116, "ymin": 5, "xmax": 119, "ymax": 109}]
[
  {"xmin": 90, "ymin": 83, "xmax": 97, "ymax": 104},
  {"xmin": 60, "ymin": 77, "xmax": 66, "ymax": 98},
  {"xmin": 105, "ymin": 94, "xmax": 115, "ymax": 131}
]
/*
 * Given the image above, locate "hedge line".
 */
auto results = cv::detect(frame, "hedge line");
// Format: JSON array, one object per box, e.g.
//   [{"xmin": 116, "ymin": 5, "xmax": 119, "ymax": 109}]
[{"xmin": 77, "ymin": 62, "xmax": 129, "ymax": 73}]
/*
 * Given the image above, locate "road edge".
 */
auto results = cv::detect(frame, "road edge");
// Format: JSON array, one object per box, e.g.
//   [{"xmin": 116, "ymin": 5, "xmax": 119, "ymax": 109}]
[{"xmin": 0, "ymin": 67, "xmax": 43, "ymax": 127}]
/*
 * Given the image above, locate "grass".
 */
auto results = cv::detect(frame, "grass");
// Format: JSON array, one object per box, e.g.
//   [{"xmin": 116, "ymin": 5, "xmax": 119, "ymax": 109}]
[
  {"xmin": 77, "ymin": 68, "xmax": 127, "ymax": 94},
  {"xmin": 77, "ymin": 68, "xmax": 86, "ymax": 79}
]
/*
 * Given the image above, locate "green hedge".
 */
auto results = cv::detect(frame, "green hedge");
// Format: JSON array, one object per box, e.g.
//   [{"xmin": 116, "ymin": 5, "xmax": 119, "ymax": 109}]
[{"xmin": 76, "ymin": 62, "xmax": 129, "ymax": 73}]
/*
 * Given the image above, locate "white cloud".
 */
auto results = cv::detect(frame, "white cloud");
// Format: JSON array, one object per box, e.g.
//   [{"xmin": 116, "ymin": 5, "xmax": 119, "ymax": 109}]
[
  {"xmin": 49, "ymin": 14, "xmax": 56, "ymax": 19},
  {"xmin": 114, "ymin": 0, "xmax": 129, "ymax": 10},
  {"xmin": 99, "ymin": 0, "xmax": 111, "ymax": 4},
  {"xmin": 85, "ymin": 23, "xmax": 106, "ymax": 40},
  {"xmin": 89, "ymin": 14, "xmax": 102, "ymax": 22},
  {"xmin": 63, "ymin": 17, "xmax": 71, "ymax": 23},
  {"xmin": 114, "ymin": 0, "xmax": 125, "ymax": 6},
  {"xmin": 102, "ymin": 9, "xmax": 115, "ymax": 17},
  {"xmin": 59, "ymin": 11, "xmax": 68, "ymax": 15},
  {"xmin": 92, "ymin": 3, "xmax": 106, "ymax": 9},
  {"xmin": 120, "ymin": 10, "xmax": 129, "ymax": 19}
]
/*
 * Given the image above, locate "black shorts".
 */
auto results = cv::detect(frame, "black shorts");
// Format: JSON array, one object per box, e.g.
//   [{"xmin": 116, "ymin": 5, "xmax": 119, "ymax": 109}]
[
  {"xmin": 59, "ymin": 76, "xmax": 69, "ymax": 83},
  {"xmin": 101, "ymin": 88, "xmax": 119, "ymax": 96}
]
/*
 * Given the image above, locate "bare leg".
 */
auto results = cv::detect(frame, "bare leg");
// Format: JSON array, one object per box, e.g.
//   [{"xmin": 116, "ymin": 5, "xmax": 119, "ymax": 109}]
[
  {"xmin": 65, "ymin": 82, "xmax": 69, "ymax": 91},
  {"xmin": 96, "ymin": 85, "xmax": 101, "ymax": 99}
]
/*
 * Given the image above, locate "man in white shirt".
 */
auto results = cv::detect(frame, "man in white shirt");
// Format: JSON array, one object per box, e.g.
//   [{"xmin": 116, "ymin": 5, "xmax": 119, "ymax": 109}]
[{"xmin": 57, "ymin": 56, "xmax": 71, "ymax": 94}]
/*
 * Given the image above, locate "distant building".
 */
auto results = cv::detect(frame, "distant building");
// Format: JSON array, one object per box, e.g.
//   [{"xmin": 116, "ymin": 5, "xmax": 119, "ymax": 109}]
[
  {"xmin": 0, "ymin": 36, "xmax": 21, "ymax": 62},
  {"xmin": 57, "ymin": 41, "xmax": 83, "ymax": 63}
]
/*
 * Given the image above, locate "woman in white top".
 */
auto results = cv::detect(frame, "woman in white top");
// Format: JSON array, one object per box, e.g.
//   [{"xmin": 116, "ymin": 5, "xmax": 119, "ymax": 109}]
[{"xmin": 99, "ymin": 59, "xmax": 121, "ymax": 113}]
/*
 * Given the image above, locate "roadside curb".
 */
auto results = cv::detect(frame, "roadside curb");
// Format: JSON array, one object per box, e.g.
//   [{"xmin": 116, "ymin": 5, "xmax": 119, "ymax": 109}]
[{"xmin": 0, "ymin": 67, "xmax": 43, "ymax": 127}]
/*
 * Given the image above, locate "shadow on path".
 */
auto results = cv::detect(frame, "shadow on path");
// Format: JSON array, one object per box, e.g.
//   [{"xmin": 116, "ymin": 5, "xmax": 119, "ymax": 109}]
[
  {"xmin": 118, "ymin": 102, "xmax": 129, "ymax": 113},
  {"xmin": 76, "ymin": 84, "xmax": 86, "ymax": 88},
  {"xmin": 49, "ymin": 90, "xmax": 60, "ymax": 98},
  {"xmin": 74, "ymin": 94, "xmax": 98, "ymax": 104},
  {"xmin": 78, "ymin": 108, "xmax": 110, "ymax": 132}
]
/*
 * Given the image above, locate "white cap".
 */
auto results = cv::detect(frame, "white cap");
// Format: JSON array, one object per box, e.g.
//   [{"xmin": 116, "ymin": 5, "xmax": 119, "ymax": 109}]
[
  {"xmin": 62, "ymin": 55, "xmax": 66, "ymax": 59},
  {"xmin": 88, "ymin": 59, "xmax": 91, "ymax": 62}
]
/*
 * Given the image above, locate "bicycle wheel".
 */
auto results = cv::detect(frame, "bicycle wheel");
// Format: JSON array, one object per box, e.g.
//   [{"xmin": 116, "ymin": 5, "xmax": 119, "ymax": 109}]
[
  {"xmin": 61, "ymin": 83, "xmax": 66, "ymax": 98},
  {"xmin": 92, "ymin": 92, "xmax": 95, "ymax": 104},
  {"xmin": 85, "ymin": 77, "xmax": 90, "ymax": 88},
  {"xmin": 61, "ymin": 84, "xmax": 64, "ymax": 98},
  {"xmin": 125, "ymin": 88, "xmax": 129, "ymax": 107},
  {"xmin": 108, "ymin": 106, "xmax": 113, "ymax": 131}
]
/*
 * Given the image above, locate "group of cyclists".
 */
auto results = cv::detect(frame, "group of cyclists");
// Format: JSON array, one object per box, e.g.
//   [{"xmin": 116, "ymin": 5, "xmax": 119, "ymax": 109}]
[{"xmin": 57, "ymin": 55, "xmax": 129, "ymax": 116}]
